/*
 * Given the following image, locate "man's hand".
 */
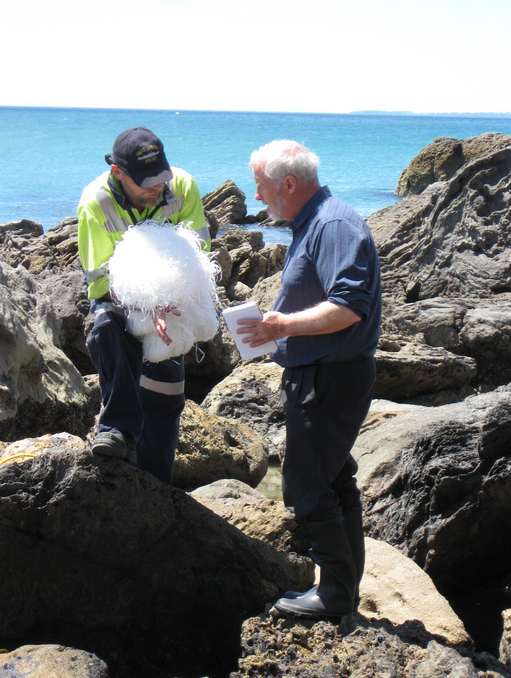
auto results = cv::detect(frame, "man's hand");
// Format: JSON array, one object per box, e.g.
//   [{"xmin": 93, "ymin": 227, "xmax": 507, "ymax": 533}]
[
  {"xmin": 236, "ymin": 311, "xmax": 286, "ymax": 347},
  {"xmin": 151, "ymin": 306, "xmax": 181, "ymax": 345},
  {"xmin": 236, "ymin": 302, "xmax": 361, "ymax": 347}
]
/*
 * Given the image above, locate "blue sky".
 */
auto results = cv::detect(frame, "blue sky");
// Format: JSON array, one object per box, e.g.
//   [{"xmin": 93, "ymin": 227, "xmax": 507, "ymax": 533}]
[{"xmin": 2, "ymin": 0, "xmax": 510, "ymax": 114}]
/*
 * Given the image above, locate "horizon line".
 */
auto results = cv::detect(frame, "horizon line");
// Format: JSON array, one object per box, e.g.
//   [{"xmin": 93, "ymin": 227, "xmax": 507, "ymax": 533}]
[{"xmin": 0, "ymin": 105, "xmax": 510, "ymax": 119}]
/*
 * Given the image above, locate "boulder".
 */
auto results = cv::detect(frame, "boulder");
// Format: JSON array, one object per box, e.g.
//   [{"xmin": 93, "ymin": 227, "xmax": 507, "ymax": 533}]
[
  {"xmin": 173, "ymin": 399, "xmax": 269, "ymax": 490},
  {"xmin": 1, "ymin": 432, "xmax": 87, "ymax": 462},
  {"xmin": 201, "ymin": 361, "xmax": 285, "ymax": 462},
  {"xmin": 352, "ymin": 386, "xmax": 511, "ymax": 591},
  {"xmin": 211, "ymin": 230, "xmax": 286, "ymax": 290},
  {"xmin": 0, "ymin": 446, "xmax": 311, "ymax": 678},
  {"xmin": 373, "ymin": 147, "xmax": 511, "ymax": 305},
  {"xmin": 190, "ymin": 479, "xmax": 310, "ymax": 555},
  {"xmin": 370, "ymin": 147, "xmax": 511, "ymax": 391},
  {"xmin": 0, "ymin": 258, "xmax": 94, "ymax": 442},
  {"xmin": 231, "ymin": 613, "xmax": 510, "ymax": 678},
  {"xmin": 361, "ymin": 537, "xmax": 472, "ymax": 648},
  {"xmin": 396, "ymin": 132, "xmax": 511, "ymax": 196},
  {"xmin": 368, "ymin": 183, "xmax": 445, "ymax": 306},
  {"xmin": 190, "ymin": 479, "xmax": 471, "ymax": 649},
  {"xmin": 0, "ymin": 218, "xmax": 93, "ymax": 375},
  {"xmin": 396, "ymin": 137, "xmax": 464, "ymax": 197},
  {"xmin": 1, "ymin": 401, "xmax": 268, "ymax": 496},
  {"xmin": 248, "ymin": 271, "xmax": 282, "ymax": 312},
  {"xmin": 374, "ymin": 342, "xmax": 477, "ymax": 400},
  {"xmin": 0, "ymin": 219, "xmax": 43, "ymax": 244},
  {"xmin": 0, "ymin": 217, "xmax": 81, "ymax": 275},
  {"xmin": 0, "ymin": 644, "xmax": 108, "ymax": 678},
  {"xmin": 37, "ymin": 269, "xmax": 93, "ymax": 376},
  {"xmin": 226, "ymin": 280, "xmax": 252, "ymax": 302},
  {"xmin": 381, "ymin": 295, "xmax": 511, "ymax": 387},
  {"xmin": 202, "ymin": 179, "xmax": 247, "ymax": 226}
]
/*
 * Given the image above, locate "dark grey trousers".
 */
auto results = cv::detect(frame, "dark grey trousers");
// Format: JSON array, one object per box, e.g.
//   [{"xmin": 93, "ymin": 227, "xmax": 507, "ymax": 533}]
[{"xmin": 281, "ymin": 357, "xmax": 376, "ymax": 522}]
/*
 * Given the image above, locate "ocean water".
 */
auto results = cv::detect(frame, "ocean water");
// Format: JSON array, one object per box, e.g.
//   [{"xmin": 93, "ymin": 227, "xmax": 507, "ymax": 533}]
[{"xmin": 2, "ymin": 106, "xmax": 511, "ymax": 245}]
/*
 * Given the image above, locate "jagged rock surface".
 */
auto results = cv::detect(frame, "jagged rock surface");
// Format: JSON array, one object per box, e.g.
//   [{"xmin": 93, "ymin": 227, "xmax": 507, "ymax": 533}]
[
  {"xmin": 190, "ymin": 479, "xmax": 310, "ymax": 555},
  {"xmin": 501, "ymin": 609, "xmax": 511, "ymax": 667},
  {"xmin": 173, "ymin": 399, "xmax": 269, "ymax": 490},
  {"xmin": 201, "ymin": 361, "xmax": 285, "ymax": 462},
  {"xmin": 352, "ymin": 386, "xmax": 511, "ymax": 591},
  {"xmin": 0, "ymin": 258, "xmax": 94, "ymax": 441},
  {"xmin": 190, "ymin": 479, "xmax": 472, "ymax": 649},
  {"xmin": 396, "ymin": 132, "xmax": 511, "ymax": 196},
  {"xmin": 202, "ymin": 179, "xmax": 248, "ymax": 226},
  {"xmin": 0, "ymin": 644, "xmax": 109, "ymax": 678},
  {"xmin": 231, "ymin": 613, "xmax": 510, "ymax": 678},
  {"xmin": 0, "ymin": 447, "xmax": 311, "ymax": 678}
]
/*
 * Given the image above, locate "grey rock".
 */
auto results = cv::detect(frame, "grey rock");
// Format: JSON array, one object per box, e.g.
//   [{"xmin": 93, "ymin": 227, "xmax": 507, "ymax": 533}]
[
  {"xmin": 201, "ymin": 361, "xmax": 285, "ymax": 463},
  {"xmin": 202, "ymin": 180, "xmax": 247, "ymax": 225},
  {"xmin": 213, "ymin": 229, "xmax": 265, "ymax": 253},
  {"xmin": 381, "ymin": 295, "xmax": 511, "ymax": 386},
  {"xmin": 190, "ymin": 479, "xmax": 310, "ymax": 555},
  {"xmin": 231, "ymin": 613, "xmax": 510, "ymax": 678},
  {"xmin": 0, "ymin": 644, "xmax": 109, "ymax": 678},
  {"xmin": 248, "ymin": 272, "xmax": 282, "ymax": 313},
  {"xmin": 396, "ymin": 132, "xmax": 511, "ymax": 196},
  {"xmin": 361, "ymin": 537, "xmax": 472, "ymax": 648},
  {"xmin": 352, "ymin": 386, "xmax": 511, "ymax": 591},
  {"xmin": 375, "ymin": 148, "xmax": 511, "ymax": 304},
  {"xmin": 0, "ymin": 446, "xmax": 311, "ymax": 678},
  {"xmin": 210, "ymin": 244, "xmax": 233, "ymax": 287},
  {"xmin": 0, "ymin": 219, "xmax": 43, "ymax": 244},
  {"xmin": 226, "ymin": 280, "xmax": 252, "ymax": 301},
  {"xmin": 374, "ymin": 343, "xmax": 477, "ymax": 400},
  {"xmin": 173, "ymin": 399, "xmax": 269, "ymax": 490},
  {"xmin": 0, "ymin": 259, "xmax": 94, "ymax": 442},
  {"xmin": 0, "ymin": 218, "xmax": 93, "ymax": 375}
]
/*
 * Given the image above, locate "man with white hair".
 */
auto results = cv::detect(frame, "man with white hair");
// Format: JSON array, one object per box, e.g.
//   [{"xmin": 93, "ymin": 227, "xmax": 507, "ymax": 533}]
[{"xmin": 239, "ymin": 140, "xmax": 381, "ymax": 620}]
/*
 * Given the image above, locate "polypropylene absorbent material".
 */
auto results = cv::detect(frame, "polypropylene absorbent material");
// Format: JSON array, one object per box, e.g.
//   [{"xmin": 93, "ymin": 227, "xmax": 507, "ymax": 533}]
[{"xmin": 108, "ymin": 221, "xmax": 220, "ymax": 361}]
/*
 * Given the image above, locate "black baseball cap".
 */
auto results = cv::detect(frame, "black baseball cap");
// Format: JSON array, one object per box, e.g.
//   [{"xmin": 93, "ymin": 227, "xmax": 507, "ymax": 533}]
[{"xmin": 105, "ymin": 127, "xmax": 173, "ymax": 188}]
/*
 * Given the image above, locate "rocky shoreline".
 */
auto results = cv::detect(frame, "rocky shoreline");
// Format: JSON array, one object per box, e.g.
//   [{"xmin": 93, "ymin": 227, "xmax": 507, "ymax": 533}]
[{"xmin": 1, "ymin": 133, "xmax": 511, "ymax": 677}]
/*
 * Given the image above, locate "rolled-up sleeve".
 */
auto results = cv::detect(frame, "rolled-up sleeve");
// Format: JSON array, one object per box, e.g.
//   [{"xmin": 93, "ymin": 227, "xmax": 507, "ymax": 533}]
[{"xmin": 312, "ymin": 219, "xmax": 374, "ymax": 319}]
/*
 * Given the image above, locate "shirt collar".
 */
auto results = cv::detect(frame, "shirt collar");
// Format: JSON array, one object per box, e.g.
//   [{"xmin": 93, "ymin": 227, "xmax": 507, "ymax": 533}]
[{"xmin": 291, "ymin": 185, "xmax": 332, "ymax": 231}]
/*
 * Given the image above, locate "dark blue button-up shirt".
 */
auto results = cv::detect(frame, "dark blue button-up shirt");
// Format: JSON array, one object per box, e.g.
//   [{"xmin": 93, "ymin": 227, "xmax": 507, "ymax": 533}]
[{"xmin": 271, "ymin": 186, "xmax": 381, "ymax": 368}]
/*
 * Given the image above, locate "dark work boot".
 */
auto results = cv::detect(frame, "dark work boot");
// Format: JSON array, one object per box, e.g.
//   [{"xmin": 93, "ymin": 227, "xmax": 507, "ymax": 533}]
[
  {"xmin": 284, "ymin": 510, "xmax": 365, "ymax": 603},
  {"xmin": 343, "ymin": 507, "xmax": 365, "ymax": 610},
  {"xmin": 275, "ymin": 517, "xmax": 356, "ymax": 620},
  {"xmin": 283, "ymin": 585, "xmax": 318, "ymax": 599},
  {"xmin": 92, "ymin": 431, "xmax": 137, "ymax": 464}
]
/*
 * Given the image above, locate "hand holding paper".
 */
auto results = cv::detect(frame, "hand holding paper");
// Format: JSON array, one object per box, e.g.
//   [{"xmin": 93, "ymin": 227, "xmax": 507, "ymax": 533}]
[{"xmin": 221, "ymin": 302, "xmax": 278, "ymax": 360}]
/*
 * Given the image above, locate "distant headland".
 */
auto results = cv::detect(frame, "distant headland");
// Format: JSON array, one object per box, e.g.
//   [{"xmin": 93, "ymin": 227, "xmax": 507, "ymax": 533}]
[{"xmin": 351, "ymin": 110, "xmax": 511, "ymax": 118}]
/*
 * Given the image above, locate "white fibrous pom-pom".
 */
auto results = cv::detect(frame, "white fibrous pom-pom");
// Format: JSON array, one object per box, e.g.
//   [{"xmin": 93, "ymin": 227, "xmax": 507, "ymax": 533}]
[{"xmin": 108, "ymin": 221, "xmax": 219, "ymax": 361}]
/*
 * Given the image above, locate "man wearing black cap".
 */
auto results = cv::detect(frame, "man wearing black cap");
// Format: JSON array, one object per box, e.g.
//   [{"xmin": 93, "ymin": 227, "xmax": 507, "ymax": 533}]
[{"xmin": 78, "ymin": 127, "xmax": 210, "ymax": 484}]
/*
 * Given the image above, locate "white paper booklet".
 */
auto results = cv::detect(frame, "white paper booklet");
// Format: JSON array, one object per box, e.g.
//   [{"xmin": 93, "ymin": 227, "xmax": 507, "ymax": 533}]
[{"xmin": 221, "ymin": 301, "xmax": 278, "ymax": 360}]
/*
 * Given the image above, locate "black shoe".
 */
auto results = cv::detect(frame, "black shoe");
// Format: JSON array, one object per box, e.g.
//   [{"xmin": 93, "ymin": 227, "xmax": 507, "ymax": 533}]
[
  {"xmin": 274, "ymin": 587, "xmax": 351, "ymax": 620},
  {"xmin": 283, "ymin": 584, "xmax": 318, "ymax": 599},
  {"xmin": 274, "ymin": 517, "xmax": 356, "ymax": 620},
  {"xmin": 92, "ymin": 432, "xmax": 136, "ymax": 464}
]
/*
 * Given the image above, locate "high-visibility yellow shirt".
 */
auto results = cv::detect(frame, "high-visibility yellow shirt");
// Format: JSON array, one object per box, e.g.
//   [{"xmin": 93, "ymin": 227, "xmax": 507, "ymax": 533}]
[{"xmin": 78, "ymin": 167, "xmax": 210, "ymax": 300}]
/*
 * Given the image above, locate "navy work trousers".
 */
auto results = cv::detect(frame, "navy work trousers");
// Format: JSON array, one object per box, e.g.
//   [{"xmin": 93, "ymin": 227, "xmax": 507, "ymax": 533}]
[
  {"xmin": 87, "ymin": 305, "xmax": 185, "ymax": 485},
  {"xmin": 281, "ymin": 357, "xmax": 376, "ymax": 522}
]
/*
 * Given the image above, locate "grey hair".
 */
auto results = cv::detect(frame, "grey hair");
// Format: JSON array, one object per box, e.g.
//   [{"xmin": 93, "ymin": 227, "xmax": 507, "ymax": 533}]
[{"xmin": 249, "ymin": 140, "xmax": 320, "ymax": 186}]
